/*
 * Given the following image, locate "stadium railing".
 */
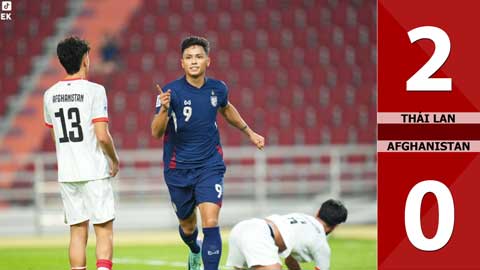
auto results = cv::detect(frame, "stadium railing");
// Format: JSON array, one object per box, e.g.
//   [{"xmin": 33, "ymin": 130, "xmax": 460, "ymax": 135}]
[{"xmin": 0, "ymin": 145, "xmax": 376, "ymax": 234}]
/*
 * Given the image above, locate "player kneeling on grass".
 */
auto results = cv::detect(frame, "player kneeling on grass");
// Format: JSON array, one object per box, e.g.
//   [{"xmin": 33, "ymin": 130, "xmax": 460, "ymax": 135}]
[
  {"xmin": 226, "ymin": 199, "xmax": 348, "ymax": 270},
  {"xmin": 43, "ymin": 36, "xmax": 120, "ymax": 270}
]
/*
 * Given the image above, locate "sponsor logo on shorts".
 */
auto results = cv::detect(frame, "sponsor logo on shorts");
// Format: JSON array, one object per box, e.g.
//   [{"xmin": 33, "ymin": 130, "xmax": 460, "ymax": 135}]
[{"xmin": 207, "ymin": 250, "xmax": 220, "ymax": 256}]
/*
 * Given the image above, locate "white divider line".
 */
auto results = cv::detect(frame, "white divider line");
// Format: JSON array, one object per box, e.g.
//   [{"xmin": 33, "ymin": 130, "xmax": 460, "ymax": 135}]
[
  {"xmin": 377, "ymin": 112, "xmax": 480, "ymax": 124},
  {"xmin": 377, "ymin": 140, "xmax": 479, "ymax": 152},
  {"xmin": 114, "ymin": 257, "xmax": 232, "ymax": 270}
]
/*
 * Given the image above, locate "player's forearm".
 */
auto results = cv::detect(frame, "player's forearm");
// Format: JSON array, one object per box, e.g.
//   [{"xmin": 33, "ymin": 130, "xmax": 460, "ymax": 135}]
[
  {"xmin": 98, "ymin": 132, "xmax": 119, "ymax": 163},
  {"xmin": 151, "ymin": 108, "xmax": 169, "ymax": 138},
  {"xmin": 221, "ymin": 103, "xmax": 252, "ymax": 136},
  {"xmin": 285, "ymin": 256, "xmax": 301, "ymax": 270}
]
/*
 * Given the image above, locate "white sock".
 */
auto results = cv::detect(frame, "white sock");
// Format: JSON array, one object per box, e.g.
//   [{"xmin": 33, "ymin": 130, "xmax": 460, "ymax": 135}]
[{"xmin": 97, "ymin": 268, "xmax": 109, "ymax": 270}]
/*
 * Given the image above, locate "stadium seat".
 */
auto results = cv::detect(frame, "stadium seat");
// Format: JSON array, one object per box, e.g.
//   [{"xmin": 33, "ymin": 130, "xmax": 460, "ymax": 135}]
[
  {"xmin": 1, "ymin": 0, "xmax": 67, "ymax": 148},
  {"xmin": 36, "ymin": 0, "xmax": 376, "ymax": 150}
]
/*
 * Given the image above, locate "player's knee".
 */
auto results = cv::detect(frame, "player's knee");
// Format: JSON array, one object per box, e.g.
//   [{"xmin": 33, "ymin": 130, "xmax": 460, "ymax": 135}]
[
  {"xmin": 181, "ymin": 225, "xmax": 196, "ymax": 235},
  {"xmin": 70, "ymin": 221, "xmax": 89, "ymax": 236},
  {"xmin": 179, "ymin": 221, "xmax": 197, "ymax": 234},
  {"xmin": 202, "ymin": 217, "xmax": 218, "ymax": 228}
]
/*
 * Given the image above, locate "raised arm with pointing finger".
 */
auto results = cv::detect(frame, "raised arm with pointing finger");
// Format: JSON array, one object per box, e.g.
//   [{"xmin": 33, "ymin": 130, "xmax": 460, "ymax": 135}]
[
  {"xmin": 151, "ymin": 84, "xmax": 172, "ymax": 138},
  {"xmin": 150, "ymin": 36, "xmax": 264, "ymax": 270}
]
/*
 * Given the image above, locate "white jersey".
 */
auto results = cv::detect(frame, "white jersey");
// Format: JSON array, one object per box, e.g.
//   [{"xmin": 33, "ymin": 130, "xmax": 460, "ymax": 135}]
[
  {"xmin": 43, "ymin": 78, "xmax": 110, "ymax": 182},
  {"xmin": 267, "ymin": 213, "xmax": 331, "ymax": 270}
]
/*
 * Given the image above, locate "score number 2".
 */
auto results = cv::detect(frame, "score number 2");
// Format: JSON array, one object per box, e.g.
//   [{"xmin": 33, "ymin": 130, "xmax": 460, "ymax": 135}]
[{"xmin": 407, "ymin": 26, "xmax": 452, "ymax": 91}]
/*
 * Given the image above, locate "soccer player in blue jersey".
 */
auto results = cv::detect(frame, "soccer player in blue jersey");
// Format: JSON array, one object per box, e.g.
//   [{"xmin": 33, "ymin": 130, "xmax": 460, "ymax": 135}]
[{"xmin": 151, "ymin": 36, "xmax": 265, "ymax": 270}]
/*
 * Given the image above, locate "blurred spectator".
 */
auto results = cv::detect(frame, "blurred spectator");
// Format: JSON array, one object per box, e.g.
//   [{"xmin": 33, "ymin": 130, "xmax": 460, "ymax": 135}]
[{"xmin": 97, "ymin": 33, "xmax": 121, "ymax": 74}]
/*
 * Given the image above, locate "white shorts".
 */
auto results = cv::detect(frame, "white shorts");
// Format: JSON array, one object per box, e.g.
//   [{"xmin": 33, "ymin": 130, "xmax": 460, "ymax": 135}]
[
  {"xmin": 59, "ymin": 178, "xmax": 115, "ymax": 225},
  {"xmin": 226, "ymin": 218, "xmax": 281, "ymax": 268}
]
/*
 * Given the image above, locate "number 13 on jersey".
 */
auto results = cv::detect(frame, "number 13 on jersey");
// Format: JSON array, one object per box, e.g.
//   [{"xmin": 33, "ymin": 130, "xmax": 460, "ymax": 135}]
[{"xmin": 379, "ymin": 1, "xmax": 480, "ymax": 269}]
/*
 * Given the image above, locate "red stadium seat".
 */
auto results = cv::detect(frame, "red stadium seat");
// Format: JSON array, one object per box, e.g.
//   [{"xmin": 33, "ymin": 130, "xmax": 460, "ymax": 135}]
[{"xmin": 36, "ymin": 0, "xmax": 376, "ymax": 150}]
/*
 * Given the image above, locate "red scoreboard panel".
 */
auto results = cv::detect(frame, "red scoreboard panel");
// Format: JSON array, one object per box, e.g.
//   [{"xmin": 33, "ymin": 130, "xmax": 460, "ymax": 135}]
[{"xmin": 378, "ymin": 0, "xmax": 480, "ymax": 269}]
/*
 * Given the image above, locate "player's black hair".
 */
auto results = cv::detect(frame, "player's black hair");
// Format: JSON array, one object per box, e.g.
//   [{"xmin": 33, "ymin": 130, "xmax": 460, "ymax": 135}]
[
  {"xmin": 57, "ymin": 36, "xmax": 90, "ymax": 75},
  {"xmin": 181, "ymin": 36, "xmax": 210, "ymax": 55},
  {"xmin": 318, "ymin": 199, "xmax": 348, "ymax": 227}
]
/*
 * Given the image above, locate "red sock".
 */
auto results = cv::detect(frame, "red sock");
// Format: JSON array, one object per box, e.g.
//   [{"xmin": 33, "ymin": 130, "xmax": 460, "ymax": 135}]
[{"xmin": 96, "ymin": 259, "xmax": 113, "ymax": 270}]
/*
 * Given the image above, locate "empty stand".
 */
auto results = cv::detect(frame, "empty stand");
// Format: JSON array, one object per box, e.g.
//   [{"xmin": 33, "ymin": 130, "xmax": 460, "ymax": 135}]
[
  {"xmin": 0, "ymin": 0, "xmax": 67, "ymax": 117},
  {"xmin": 39, "ymin": 0, "xmax": 376, "ymax": 151}
]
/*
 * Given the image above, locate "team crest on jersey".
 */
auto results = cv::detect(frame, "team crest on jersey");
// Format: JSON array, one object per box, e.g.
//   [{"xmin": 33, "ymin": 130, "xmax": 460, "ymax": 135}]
[{"xmin": 210, "ymin": 93, "xmax": 217, "ymax": 107}]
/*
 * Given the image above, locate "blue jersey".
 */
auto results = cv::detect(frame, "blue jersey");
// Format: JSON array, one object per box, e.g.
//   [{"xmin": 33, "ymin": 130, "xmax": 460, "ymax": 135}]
[{"xmin": 155, "ymin": 76, "xmax": 229, "ymax": 170}]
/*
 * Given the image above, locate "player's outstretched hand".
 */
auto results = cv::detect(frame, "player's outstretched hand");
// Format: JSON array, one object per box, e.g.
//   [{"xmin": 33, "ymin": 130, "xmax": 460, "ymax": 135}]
[
  {"xmin": 110, "ymin": 159, "xmax": 119, "ymax": 177},
  {"xmin": 249, "ymin": 131, "xmax": 265, "ymax": 150},
  {"xmin": 156, "ymin": 84, "xmax": 171, "ymax": 111}
]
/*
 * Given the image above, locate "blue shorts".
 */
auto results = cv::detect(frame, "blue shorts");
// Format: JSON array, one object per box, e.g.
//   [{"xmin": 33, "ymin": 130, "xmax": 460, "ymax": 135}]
[{"xmin": 164, "ymin": 165, "xmax": 226, "ymax": 220}]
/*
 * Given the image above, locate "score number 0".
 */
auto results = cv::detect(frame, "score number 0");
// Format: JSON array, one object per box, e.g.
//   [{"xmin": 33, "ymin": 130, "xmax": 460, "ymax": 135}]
[{"xmin": 404, "ymin": 26, "xmax": 454, "ymax": 251}]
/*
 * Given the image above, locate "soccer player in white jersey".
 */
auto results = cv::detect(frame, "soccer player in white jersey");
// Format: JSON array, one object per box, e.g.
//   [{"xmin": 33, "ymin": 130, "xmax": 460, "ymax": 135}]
[
  {"xmin": 43, "ymin": 36, "xmax": 119, "ymax": 270},
  {"xmin": 226, "ymin": 199, "xmax": 348, "ymax": 270}
]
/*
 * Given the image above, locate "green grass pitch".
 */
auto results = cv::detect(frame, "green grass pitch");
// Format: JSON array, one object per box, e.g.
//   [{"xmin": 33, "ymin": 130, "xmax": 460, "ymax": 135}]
[{"xmin": 0, "ymin": 236, "xmax": 375, "ymax": 269}]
